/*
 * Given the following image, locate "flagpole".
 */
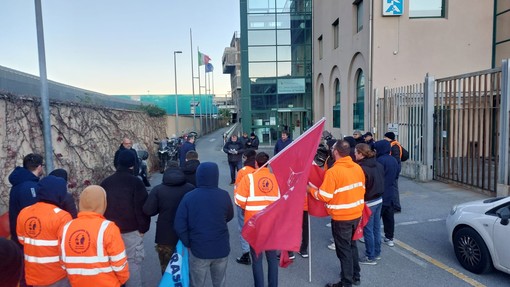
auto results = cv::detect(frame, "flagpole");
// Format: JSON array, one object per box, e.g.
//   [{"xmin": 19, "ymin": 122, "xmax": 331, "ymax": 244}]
[
  {"xmin": 308, "ymin": 213, "xmax": 312, "ymax": 282},
  {"xmin": 190, "ymin": 28, "xmax": 196, "ymax": 132},
  {"xmin": 205, "ymin": 69, "xmax": 209, "ymax": 134},
  {"xmin": 197, "ymin": 46, "xmax": 203, "ymax": 135}
]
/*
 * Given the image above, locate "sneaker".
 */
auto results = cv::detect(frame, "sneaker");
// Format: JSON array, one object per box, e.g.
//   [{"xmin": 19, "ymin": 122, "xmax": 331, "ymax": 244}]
[
  {"xmin": 236, "ymin": 252, "xmax": 251, "ymax": 265},
  {"xmin": 375, "ymin": 255, "xmax": 382, "ymax": 261},
  {"xmin": 298, "ymin": 250, "xmax": 309, "ymax": 258},
  {"xmin": 353, "ymin": 278, "xmax": 361, "ymax": 286},
  {"xmin": 358, "ymin": 237, "xmax": 365, "ymax": 243},
  {"xmin": 288, "ymin": 252, "xmax": 295, "ymax": 260},
  {"xmin": 384, "ymin": 237, "xmax": 395, "ymax": 247},
  {"xmin": 326, "ymin": 222, "xmax": 332, "ymax": 227},
  {"xmin": 327, "ymin": 242, "xmax": 336, "ymax": 250},
  {"xmin": 359, "ymin": 257, "xmax": 377, "ymax": 265}
]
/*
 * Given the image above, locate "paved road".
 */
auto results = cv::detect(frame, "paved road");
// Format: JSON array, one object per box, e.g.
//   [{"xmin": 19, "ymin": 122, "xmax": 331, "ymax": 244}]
[{"xmin": 141, "ymin": 127, "xmax": 510, "ymax": 287}]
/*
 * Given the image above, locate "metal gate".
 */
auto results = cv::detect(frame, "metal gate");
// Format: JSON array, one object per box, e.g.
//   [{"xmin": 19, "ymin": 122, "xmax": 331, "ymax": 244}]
[{"xmin": 433, "ymin": 68, "xmax": 502, "ymax": 193}]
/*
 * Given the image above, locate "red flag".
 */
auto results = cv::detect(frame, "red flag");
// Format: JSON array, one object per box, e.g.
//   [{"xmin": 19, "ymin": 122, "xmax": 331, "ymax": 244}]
[
  {"xmin": 242, "ymin": 118, "xmax": 325, "ymax": 267},
  {"xmin": 307, "ymin": 163, "xmax": 329, "ymax": 217},
  {"xmin": 352, "ymin": 203, "xmax": 372, "ymax": 240}
]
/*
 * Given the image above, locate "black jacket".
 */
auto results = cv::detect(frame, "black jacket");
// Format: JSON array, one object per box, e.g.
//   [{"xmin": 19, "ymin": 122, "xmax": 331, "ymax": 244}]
[
  {"xmin": 143, "ymin": 168, "xmax": 195, "ymax": 246},
  {"xmin": 373, "ymin": 140, "xmax": 399, "ymax": 206},
  {"xmin": 246, "ymin": 136, "xmax": 259, "ymax": 150},
  {"xmin": 358, "ymin": 157, "xmax": 385, "ymax": 202},
  {"xmin": 223, "ymin": 140, "xmax": 244, "ymax": 163},
  {"xmin": 181, "ymin": 159, "xmax": 200, "ymax": 186},
  {"xmin": 101, "ymin": 167, "xmax": 150, "ymax": 233}
]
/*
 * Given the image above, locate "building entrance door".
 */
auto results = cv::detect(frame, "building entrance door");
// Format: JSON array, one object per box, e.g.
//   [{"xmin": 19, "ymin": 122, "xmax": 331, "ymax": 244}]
[{"xmin": 277, "ymin": 111, "xmax": 303, "ymax": 139}]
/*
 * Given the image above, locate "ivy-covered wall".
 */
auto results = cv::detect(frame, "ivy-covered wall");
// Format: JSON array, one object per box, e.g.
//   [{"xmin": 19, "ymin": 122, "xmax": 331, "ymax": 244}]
[{"xmin": 0, "ymin": 93, "xmax": 166, "ymax": 213}]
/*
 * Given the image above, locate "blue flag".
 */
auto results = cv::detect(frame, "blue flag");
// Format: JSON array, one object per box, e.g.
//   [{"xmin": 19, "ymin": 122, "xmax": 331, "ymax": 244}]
[
  {"xmin": 158, "ymin": 241, "xmax": 189, "ymax": 287},
  {"xmin": 205, "ymin": 63, "xmax": 214, "ymax": 73}
]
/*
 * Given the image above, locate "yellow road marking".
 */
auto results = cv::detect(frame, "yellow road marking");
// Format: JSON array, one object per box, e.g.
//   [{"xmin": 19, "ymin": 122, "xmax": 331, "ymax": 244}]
[{"xmin": 395, "ymin": 239, "xmax": 486, "ymax": 287}]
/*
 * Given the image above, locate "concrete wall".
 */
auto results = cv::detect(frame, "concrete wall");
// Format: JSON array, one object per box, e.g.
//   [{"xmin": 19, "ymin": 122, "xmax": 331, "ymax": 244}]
[{"xmin": 0, "ymin": 93, "xmax": 166, "ymax": 214}]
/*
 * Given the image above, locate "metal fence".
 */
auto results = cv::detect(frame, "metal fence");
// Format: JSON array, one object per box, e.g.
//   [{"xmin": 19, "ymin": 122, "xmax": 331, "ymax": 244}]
[
  {"xmin": 434, "ymin": 69, "xmax": 502, "ymax": 193},
  {"xmin": 376, "ymin": 59, "xmax": 510, "ymax": 195}
]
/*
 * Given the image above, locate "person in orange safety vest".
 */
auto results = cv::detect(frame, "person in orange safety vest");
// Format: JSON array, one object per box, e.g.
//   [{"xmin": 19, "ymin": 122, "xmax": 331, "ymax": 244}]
[
  {"xmin": 59, "ymin": 185, "xmax": 129, "ymax": 287},
  {"xmin": 236, "ymin": 152, "xmax": 281, "ymax": 287},
  {"xmin": 311, "ymin": 139, "xmax": 366, "ymax": 287},
  {"xmin": 17, "ymin": 175, "xmax": 72, "ymax": 286}
]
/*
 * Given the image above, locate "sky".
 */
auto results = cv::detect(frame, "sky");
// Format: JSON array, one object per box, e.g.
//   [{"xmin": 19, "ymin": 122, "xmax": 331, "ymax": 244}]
[{"xmin": 0, "ymin": 1, "xmax": 240, "ymax": 97}]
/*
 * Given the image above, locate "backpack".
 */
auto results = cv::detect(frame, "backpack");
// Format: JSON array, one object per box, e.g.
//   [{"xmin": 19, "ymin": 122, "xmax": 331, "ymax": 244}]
[{"xmin": 400, "ymin": 146, "xmax": 409, "ymax": 162}]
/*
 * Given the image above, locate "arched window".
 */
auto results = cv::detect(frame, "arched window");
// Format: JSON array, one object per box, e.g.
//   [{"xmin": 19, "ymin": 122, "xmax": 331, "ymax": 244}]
[
  {"xmin": 353, "ymin": 70, "xmax": 364, "ymax": 130},
  {"xmin": 333, "ymin": 79, "xmax": 341, "ymax": 128}
]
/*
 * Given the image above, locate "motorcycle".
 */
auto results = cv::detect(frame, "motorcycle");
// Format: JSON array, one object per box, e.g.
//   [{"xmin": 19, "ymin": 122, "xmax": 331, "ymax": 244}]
[{"xmin": 155, "ymin": 137, "xmax": 179, "ymax": 173}]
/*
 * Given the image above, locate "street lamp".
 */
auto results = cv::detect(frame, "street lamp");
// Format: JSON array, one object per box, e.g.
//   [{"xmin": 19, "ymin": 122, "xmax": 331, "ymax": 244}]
[{"xmin": 173, "ymin": 50, "xmax": 182, "ymax": 136}]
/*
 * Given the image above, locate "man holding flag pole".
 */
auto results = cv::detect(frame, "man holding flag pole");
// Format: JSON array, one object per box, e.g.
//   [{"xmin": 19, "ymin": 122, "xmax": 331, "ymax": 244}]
[{"xmin": 240, "ymin": 118, "xmax": 326, "ymax": 286}]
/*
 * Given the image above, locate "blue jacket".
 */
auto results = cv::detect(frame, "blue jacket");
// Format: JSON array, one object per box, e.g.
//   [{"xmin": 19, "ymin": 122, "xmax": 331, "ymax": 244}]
[
  {"xmin": 8, "ymin": 167, "xmax": 39, "ymax": 242},
  {"xmin": 373, "ymin": 140, "xmax": 399, "ymax": 206},
  {"xmin": 174, "ymin": 162, "xmax": 234, "ymax": 259},
  {"xmin": 274, "ymin": 138, "xmax": 293, "ymax": 155},
  {"xmin": 179, "ymin": 141, "xmax": 196, "ymax": 167}
]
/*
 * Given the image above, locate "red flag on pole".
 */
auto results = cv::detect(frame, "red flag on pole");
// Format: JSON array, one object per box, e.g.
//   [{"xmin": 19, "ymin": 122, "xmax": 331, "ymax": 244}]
[
  {"xmin": 307, "ymin": 163, "xmax": 329, "ymax": 217},
  {"xmin": 242, "ymin": 118, "xmax": 325, "ymax": 267}
]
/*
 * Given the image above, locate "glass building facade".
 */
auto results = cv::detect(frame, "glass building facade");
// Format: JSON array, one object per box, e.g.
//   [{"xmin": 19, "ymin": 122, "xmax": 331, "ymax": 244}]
[{"xmin": 240, "ymin": 0, "xmax": 312, "ymax": 144}]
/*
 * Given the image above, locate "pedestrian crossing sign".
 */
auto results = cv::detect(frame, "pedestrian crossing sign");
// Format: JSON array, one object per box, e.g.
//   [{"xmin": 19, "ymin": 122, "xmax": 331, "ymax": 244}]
[{"xmin": 383, "ymin": 0, "xmax": 403, "ymax": 16}]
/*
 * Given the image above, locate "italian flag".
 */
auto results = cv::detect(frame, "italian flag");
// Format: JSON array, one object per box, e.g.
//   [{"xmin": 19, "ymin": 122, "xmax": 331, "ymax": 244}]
[{"xmin": 198, "ymin": 51, "xmax": 211, "ymax": 66}]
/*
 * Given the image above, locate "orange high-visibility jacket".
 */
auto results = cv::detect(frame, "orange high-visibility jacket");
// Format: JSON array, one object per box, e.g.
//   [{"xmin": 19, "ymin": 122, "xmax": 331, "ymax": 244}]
[
  {"xmin": 234, "ymin": 165, "xmax": 255, "ymax": 206},
  {"xmin": 59, "ymin": 212, "xmax": 129, "ymax": 287},
  {"xmin": 236, "ymin": 167, "xmax": 281, "ymax": 223},
  {"xmin": 315, "ymin": 156, "xmax": 366, "ymax": 221},
  {"xmin": 17, "ymin": 202, "xmax": 72, "ymax": 285}
]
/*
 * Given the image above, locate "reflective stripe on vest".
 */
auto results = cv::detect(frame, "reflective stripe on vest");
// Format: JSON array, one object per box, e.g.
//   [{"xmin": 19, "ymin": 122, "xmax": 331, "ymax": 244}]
[
  {"xmin": 326, "ymin": 199, "xmax": 364, "ymax": 210},
  {"xmin": 18, "ymin": 236, "xmax": 59, "ymax": 247},
  {"xmin": 24, "ymin": 254, "xmax": 60, "ymax": 263},
  {"xmin": 65, "ymin": 262, "xmax": 127, "ymax": 276}
]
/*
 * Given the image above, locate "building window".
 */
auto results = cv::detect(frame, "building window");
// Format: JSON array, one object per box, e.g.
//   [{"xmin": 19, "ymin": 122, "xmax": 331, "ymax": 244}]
[
  {"xmin": 409, "ymin": 0, "xmax": 446, "ymax": 18},
  {"xmin": 354, "ymin": 0, "xmax": 363, "ymax": 32},
  {"xmin": 318, "ymin": 35, "xmax": 323, "ymax": 59},
  {"xmin": 333, "ymin": 79, "xmax": 341, "ymax": 128},
  {"xmin": 332, "ymin": 18, "xmax": 339, "ymax": 49},
  {"xmin": 353, "ymin": 69, "xmax": 365, "ymax": 130}
]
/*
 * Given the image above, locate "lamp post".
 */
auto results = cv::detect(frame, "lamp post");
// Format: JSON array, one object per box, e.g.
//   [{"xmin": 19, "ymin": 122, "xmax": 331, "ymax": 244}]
[{"xmin": 173, "ymin": 51, "xmax": 182, "ymax": 136}]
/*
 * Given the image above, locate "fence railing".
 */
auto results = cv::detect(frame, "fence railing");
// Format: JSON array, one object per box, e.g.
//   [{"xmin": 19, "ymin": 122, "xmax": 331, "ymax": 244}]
[{"xmin": 376, "ymin": 59, "xmax": 510, "ymax": 195}]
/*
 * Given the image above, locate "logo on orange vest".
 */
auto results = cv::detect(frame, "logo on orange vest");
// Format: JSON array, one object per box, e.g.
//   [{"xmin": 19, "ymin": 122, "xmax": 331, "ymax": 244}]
[
  {"xmin": 69, "ymin": 229, "xmax": 91, "ymax": 254},
  {"xmin": 25, "ymin": 217, "xmax": 42, "ymax": 237},
  {"xmin": 258, "ymin": 177, "xmax": 274, "ymax": 193}
]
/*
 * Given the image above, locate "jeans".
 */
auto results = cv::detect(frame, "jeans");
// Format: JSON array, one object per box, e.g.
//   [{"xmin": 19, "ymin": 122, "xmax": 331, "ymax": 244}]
[
  {"xmin": 121, "ymin": 231, "xmax": 144, "ymax": 287},
  {"xmin": 300, "ymin": 211, "xmax": 309, "ymax": 252},
  {"xmin": 236, "ymin": 205, "xmax": 250, "ymax": 253},
  {"xmin": 189, "ymin": 252, "xmax": 228, "ymax": 287},
  {"xmin": 331, "ymin": 218, "xmax": 361, "ymax": 287},
  {"xmin": 250, "ymin": 248, "xmax": 278, "ymax": 287},
  {"xmin": 363, "ymin": 199, "xmax": 382, "ymax": 259},
  {"xmin": 228, "ymin": 161, "xmax": 242, "ymax": 182},
  {"xmin": 381, "ymin": 205, "xmax": 395, "ymax": 240}
]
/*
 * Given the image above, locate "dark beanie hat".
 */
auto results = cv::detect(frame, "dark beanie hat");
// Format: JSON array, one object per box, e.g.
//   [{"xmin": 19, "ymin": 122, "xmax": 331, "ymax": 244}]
[
  {"xmin": 364, "ymin": 132, "xmax": 373, "ymax": 137},
  {"xmin": 36, "ymin": 175, "xmax": 68, "ymax": 205},
  {"xmin": 384, "ymin": 132, "xmax": 396, "ymax": 141},
  {"xmin": 49, "ymin": 168, "xmax": 68, "ymax": 181},
  {"xmin": 0, "ymin": 238, "xmax": 23, "ymax": 287},
  {"xmin": 118, "ymin": 149, "xmax": 136, "ymax": 168},
  {"xmin": 250, "ymin": 132, "xmax": 256, "ymax": 137}
]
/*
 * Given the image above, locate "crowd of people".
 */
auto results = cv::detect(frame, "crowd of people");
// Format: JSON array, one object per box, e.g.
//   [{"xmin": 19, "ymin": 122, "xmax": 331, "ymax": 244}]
[{"xmin": 2, "ymin": 129, "xmax": 406, "ymax": 287}]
